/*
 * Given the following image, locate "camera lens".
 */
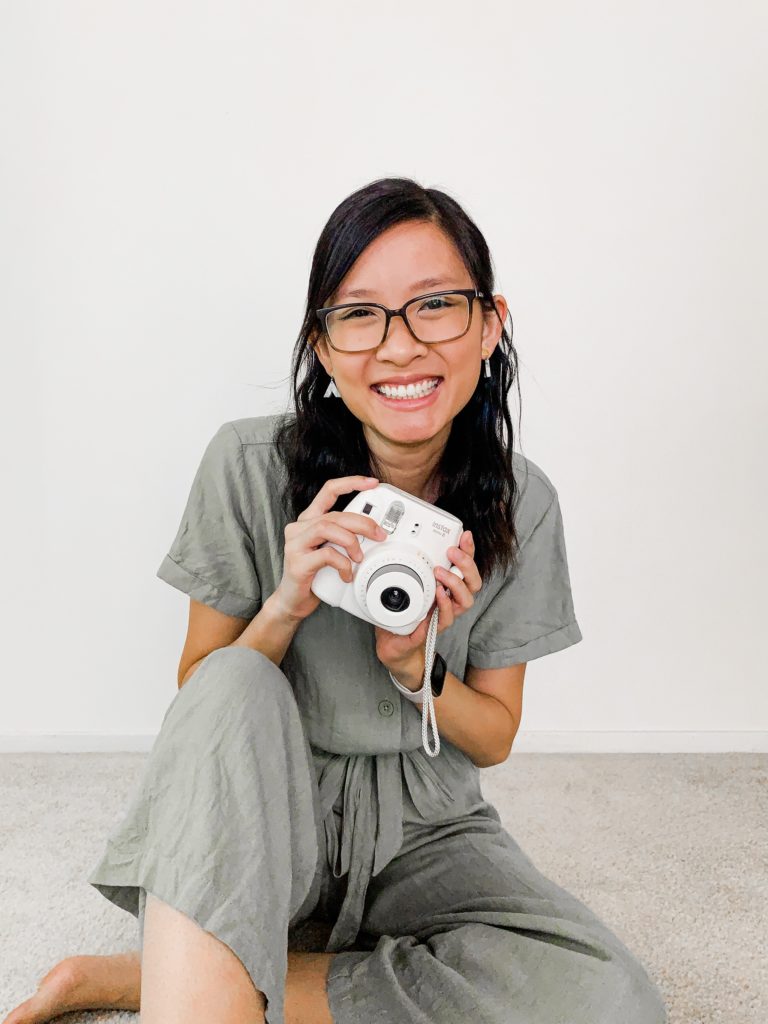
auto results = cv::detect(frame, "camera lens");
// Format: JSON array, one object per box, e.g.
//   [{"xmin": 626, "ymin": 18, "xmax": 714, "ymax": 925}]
[{"xmin": 380, "ymin": 587, "xmax": 410, "ymax": 613}]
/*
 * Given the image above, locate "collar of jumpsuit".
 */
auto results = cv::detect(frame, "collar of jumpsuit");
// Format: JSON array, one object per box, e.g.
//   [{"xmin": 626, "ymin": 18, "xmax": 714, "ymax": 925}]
[{"xmin": 313, "ymin": 745, "xmax": 457, "ymax": 952}]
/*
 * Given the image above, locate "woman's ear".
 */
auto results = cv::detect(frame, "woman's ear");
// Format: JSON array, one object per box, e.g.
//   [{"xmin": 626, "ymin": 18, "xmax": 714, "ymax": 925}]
[
  {"xmin": 309, "ymin": 330, "xmax": 333, "ymax": 378},
  {"xmin": 481, "ymin": 293, "xmax": 508, "ymax": 356}
]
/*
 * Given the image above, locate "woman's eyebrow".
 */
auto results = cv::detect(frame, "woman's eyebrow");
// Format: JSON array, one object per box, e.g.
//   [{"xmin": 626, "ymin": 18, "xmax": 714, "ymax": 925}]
[{"xmin": 337, "ymin": 276, "xmax": 458, "ymax": 300}]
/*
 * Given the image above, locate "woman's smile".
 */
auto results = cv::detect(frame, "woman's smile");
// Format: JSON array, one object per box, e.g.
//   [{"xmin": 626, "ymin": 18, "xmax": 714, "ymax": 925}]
[{"xmin": 369, "ymin": 376, "xmax": 444, "ymax": 409}]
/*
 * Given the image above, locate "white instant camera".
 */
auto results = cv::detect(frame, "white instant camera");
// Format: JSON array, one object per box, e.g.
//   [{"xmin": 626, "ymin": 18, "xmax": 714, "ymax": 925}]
[{"xmin": 310, "ymin": 482, "xmax": 465, "ymax": 635}]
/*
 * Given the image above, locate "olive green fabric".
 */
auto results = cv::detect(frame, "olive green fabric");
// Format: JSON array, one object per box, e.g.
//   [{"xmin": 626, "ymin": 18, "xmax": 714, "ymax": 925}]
[
  {"xmin": 86, "ymin": 414, "xmax": 667, "ymax": 1022},
  {"xmin": 154, "ymin": 413, "xmax": 583, "ymax": 755},
  {"xmin": 88, "ymin": 648, "xmax": 666, "ymax": 1024}
]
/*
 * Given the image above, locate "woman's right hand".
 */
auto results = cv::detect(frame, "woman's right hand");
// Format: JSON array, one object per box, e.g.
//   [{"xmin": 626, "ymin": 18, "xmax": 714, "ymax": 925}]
[{"xmin": 271, "ymin": 475, "xmax": 389, "ymax": 623}]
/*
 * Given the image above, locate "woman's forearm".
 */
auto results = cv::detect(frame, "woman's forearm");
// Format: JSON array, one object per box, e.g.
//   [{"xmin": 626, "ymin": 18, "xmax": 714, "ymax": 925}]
[
  {"xmin": 230, "ymin": 591, "xmax": 303, "ymax": 666},
  {"xmin": 393, "ymin": 658, "xmax": 516, "ymax": 768},
  {"xmin": 180, "ymin": 592, "xmax": 303, "ymax": 686}
]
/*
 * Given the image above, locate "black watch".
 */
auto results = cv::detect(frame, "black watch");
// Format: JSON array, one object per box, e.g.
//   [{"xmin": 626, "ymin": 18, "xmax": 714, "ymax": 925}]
[{"xmin": 428, "ymin": 652, "xmax": 447, "ymax": 697}]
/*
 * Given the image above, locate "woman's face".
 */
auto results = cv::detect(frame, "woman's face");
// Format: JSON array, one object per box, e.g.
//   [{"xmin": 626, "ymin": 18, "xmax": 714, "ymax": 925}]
[{"xmin": 312, "ymin": 220, "xmax": 507, "ymax": 446}]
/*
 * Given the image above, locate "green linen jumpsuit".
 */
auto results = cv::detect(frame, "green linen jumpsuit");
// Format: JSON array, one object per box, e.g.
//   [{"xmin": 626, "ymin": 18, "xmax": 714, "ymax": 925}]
[{"xmin": 87, "ymin": 413, "xmax": 667, "ymax": 1024}]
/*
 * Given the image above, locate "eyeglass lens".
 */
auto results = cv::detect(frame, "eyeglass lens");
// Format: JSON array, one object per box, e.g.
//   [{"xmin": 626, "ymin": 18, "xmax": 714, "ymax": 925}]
[{"xmin": 326, "ymin": 293, "xmax": 471, "ymax": 352}]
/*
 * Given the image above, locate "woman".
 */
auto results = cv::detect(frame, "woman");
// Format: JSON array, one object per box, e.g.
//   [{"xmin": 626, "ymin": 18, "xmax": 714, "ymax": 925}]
[{"xmin": 4, "ymin": 178, "xmax": 667, "ymax": 1024}]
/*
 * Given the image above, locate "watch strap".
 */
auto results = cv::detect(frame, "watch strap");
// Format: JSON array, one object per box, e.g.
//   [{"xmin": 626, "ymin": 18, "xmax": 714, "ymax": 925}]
[{"xmin": 389, "ymin": 652, "xmax": 446, "ymax": 702}]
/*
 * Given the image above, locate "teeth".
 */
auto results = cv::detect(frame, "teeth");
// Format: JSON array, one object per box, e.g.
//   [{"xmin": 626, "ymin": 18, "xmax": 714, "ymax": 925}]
[{"xmin": 374, "ymin": 378, "xmax": 440, "ymax": 398}]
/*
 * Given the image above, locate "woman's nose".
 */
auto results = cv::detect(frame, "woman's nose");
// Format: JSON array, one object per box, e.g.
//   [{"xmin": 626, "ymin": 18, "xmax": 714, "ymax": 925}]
[{"xmin": 377, "ymin": 313, "xmax": 423, "ymax": 359}]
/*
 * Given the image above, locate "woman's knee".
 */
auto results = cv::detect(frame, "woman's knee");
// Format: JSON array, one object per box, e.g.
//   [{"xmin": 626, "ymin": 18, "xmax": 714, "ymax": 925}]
[
  {"xmin": 162, "ymin": 645, "xmax": 297, "ymax": 729},
  {"xmin": 194, "ymin": 645, "xmax": 288, "ymax": 691}
]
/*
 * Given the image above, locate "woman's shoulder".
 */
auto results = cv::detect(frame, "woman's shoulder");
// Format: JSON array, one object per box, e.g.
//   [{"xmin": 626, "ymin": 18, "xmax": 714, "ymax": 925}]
[
  {"xmin": 512, "ymin": 449, "xmax": 558, "ymax": 502},
  {"xmin": 225, "ymin": 410, "xmax": 293, "ymax": 448},
  {"xmin": 509, "ymin": 450, "xmax": 562, "ymax": 547},
  {"xmin": 212, "ymin": 413, "xmax": 291, "ymax": 498}
]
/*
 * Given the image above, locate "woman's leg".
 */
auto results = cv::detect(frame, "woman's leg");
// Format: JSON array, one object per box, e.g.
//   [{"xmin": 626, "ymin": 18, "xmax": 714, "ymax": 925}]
[
  {"xmin": 1, "ymin": 946, "xmax": 340, "ymax": 1024},
  {"xmin": 326, "ymin": 816, "xmax": 668, "ymax": 1024},
  {"xmin": 1, "ymin": 946, "xmax": 339, "ymax": 1024},
  {"xmin": 85, "ymin": 646, "xmax": 329, "ymax": 1024},
  {"xmin": 141, "ymin": 891, "xmax": 266, "ymax": 1023},
  {"xmin": 2, "ymin": 643, "xmax": 339, "ymax": 1024},
  {"xmin": 4, "ymin": 648, "xmax": 342, "ymax": 1024},
  {"xmin": 139, "ymin": 890, "xmax": 336, "ymax": 1024},
  {"xmin": 1, "ymin": 953, "xmax": 141, "ymax": 1024}
]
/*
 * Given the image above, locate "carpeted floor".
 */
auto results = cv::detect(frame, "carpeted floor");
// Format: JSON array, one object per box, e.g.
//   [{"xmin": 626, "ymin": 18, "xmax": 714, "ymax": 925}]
[{"xmin": 1, "ymin": 752, "xmax": 765, "ymax": 1023}]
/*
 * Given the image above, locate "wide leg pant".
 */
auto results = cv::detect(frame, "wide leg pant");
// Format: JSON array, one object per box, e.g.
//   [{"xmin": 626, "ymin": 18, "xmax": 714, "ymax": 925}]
[{"xmin": 87, "ymin": 646, "xmax": 667, "ymax": 1024}]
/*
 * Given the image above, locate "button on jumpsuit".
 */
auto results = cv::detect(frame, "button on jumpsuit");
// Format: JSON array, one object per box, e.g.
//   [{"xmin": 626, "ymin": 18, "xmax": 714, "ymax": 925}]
[{"xmin": 87, "ymin": 415, "xmax": 668, "ymax": 1024}]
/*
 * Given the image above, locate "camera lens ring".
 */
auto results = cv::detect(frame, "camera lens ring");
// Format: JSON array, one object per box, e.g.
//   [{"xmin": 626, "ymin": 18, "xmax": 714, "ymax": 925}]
[
  {"xmin": 366, "ymin": 563, "xmax": 423, "ymax": 589},
  {"xmin": 366, "ymin": 564, "xmax": 423, "ymax": 613}
]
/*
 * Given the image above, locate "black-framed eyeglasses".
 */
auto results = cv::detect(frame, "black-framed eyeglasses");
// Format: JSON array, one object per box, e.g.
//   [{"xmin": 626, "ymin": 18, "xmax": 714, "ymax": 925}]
[{"xmin": 315, "ymin": 288, "xmax": 487, "ymax": 353}]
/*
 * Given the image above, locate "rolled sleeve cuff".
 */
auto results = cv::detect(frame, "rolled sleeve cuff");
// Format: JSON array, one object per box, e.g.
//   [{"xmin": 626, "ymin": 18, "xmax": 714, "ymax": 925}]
[
  {"xmin": 466, "ymin": 619, "xmax": 583, "ymax": 669},
  {"xmin": 156, "ymin": 554, "xmax": 261, "ymax": 620}
]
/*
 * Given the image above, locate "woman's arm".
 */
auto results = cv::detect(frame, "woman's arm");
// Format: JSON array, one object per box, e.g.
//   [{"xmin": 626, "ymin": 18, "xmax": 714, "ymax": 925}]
[
  {"xmin": 178, "ymin": 592, "xmax": 303, "ymax": 687},
  {"xmin": 392, "ymin": 657, "xmax": 526, "ymax": 768}
]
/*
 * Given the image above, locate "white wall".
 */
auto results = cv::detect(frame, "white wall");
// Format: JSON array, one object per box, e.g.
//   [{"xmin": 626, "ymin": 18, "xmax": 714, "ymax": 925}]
[{"xmin": 2, "ymin": 2, "xmax": 765, "ymax": 750}]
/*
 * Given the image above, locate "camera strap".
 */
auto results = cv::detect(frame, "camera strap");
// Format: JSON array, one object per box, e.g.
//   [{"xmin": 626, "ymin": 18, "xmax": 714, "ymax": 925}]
[
  {"xmin": 419, "ymin": 606, "xmax": 441, "ymax": 757},
  {"xmin": 388, "ymin": 606, "xmax": 442, "ymax": 756}
]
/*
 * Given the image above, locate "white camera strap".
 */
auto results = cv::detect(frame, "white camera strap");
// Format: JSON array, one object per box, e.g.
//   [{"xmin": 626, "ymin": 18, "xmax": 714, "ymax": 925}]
[{"xmin": 388, "ymin": 605, "xmax": 441, "ymax": 758}]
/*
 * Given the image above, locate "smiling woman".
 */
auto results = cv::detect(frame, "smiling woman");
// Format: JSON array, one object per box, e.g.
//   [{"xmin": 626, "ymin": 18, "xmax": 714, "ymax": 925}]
[
  {"xmin": 264, "ymin": 178, "xmax": 663, "ymax": 1021},
  {"xmin": 71, "ymin": 176, "xmax": 666, "ymax": 1024}
]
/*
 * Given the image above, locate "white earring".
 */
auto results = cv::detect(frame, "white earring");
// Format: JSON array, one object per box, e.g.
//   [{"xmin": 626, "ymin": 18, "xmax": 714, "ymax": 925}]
[
  {"xmin": 483, "ymin": 357, "xmax": 491, "ymax": 378},
  {"xmin": 323, "ymin": 376, "xmax": 341, "ymax": 398}
]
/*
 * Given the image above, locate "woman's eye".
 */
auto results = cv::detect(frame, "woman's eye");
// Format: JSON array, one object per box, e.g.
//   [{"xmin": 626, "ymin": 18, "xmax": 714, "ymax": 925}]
[
  {"xmin": 420, "ymin": 298, "xmax": 449, "ymax": 311},
  {"xmin": 340, "ymin": 307, "xmax": 373, "ymax": 320}
]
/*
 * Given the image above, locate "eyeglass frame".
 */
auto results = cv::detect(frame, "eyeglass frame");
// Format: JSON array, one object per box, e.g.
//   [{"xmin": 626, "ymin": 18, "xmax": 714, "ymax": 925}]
[{"xmin": 315, "ymin": 287, "xmax": 488, "ymax": 353}]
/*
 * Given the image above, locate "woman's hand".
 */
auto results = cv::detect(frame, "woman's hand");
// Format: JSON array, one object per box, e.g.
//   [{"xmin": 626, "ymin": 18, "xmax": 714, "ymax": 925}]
[
  {"xmin": 374, "ymin": 529, "xmax": 482, "ymax": 684},
  {"xmin": 272, "ymin": 475, "xmax": 387, "ymax": 623}
]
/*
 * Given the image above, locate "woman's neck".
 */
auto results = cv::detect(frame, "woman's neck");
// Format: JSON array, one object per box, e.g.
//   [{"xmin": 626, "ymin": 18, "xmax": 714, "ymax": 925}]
[
  {"xmin": 383, "ymin": 466, "xmax": 442, "ymax": 503},
  {"xmin": 363, "ymin": 423, "xmax": 449, "ymax": 503}
]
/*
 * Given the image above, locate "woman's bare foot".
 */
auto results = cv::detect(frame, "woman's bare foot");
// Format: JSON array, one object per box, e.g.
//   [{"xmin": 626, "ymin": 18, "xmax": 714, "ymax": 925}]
[{"xmin": 2, "ymin": 950, "xmax": 141, "ymax": 1024}]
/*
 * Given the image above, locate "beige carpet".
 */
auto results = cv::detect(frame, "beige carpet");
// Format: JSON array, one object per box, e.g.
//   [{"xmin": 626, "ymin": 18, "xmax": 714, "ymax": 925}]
[{"xmin": 1, "ymin": 752, "xmax": 765, "ymax": 1023}]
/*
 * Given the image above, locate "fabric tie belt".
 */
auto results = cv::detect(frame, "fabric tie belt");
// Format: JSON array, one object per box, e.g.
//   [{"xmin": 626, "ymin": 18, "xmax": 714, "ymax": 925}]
[{"xmin": 314, "ymin": 747, "xmax": 457, "ymax": 952}]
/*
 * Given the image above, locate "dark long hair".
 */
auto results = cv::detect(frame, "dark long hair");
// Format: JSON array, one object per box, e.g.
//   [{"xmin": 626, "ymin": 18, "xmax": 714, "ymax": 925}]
[{"xmin": 272, "ymin": 177, "xmax": 525, "ymax": 585}]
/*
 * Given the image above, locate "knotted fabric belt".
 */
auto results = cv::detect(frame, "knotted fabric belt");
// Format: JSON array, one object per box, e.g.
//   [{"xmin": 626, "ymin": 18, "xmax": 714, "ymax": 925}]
[{"xmin": 313, "ymin": 747, "xmax": 456, "ymax": 952}]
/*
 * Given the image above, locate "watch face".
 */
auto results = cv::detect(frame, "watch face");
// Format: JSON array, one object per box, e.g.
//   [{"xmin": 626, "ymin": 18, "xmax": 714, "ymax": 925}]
[{"xmin": 431, "ymin": 653, "xmax": 447, "ymax": 696}]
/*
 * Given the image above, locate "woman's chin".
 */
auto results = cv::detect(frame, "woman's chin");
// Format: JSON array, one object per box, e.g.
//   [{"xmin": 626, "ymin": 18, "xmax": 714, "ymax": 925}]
[{"xmin": 367, "ymin": 404, "xmax": 453, "ymax": 445}]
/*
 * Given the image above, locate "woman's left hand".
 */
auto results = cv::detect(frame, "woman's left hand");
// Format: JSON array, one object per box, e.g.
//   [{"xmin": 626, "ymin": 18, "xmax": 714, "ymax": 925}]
[{"xmin": 374, "ymin": 529, "xmax": 483, "ymax": 680}]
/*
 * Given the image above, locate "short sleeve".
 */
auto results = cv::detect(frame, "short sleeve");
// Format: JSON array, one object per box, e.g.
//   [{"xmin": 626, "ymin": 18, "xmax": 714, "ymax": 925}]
[
  {"xmin": 466, "ymin": 486, "xmax": 582, "ymax": 669},
  {"xmin": 155, "ymin": 422, "xmax": 262, "ymax": 619}
]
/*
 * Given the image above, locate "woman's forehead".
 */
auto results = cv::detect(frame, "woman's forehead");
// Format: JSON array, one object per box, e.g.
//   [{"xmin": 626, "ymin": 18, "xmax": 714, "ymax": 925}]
[{"xmin": 333, "ymin": 249, "xmax": 471, "ymax": 308}]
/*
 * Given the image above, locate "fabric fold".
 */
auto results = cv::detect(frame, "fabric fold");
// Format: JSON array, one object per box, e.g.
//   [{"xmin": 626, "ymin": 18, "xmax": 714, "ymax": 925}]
[{"xmin": 313, "ymin": 746, "xmax": 459, "ymax": 952}]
